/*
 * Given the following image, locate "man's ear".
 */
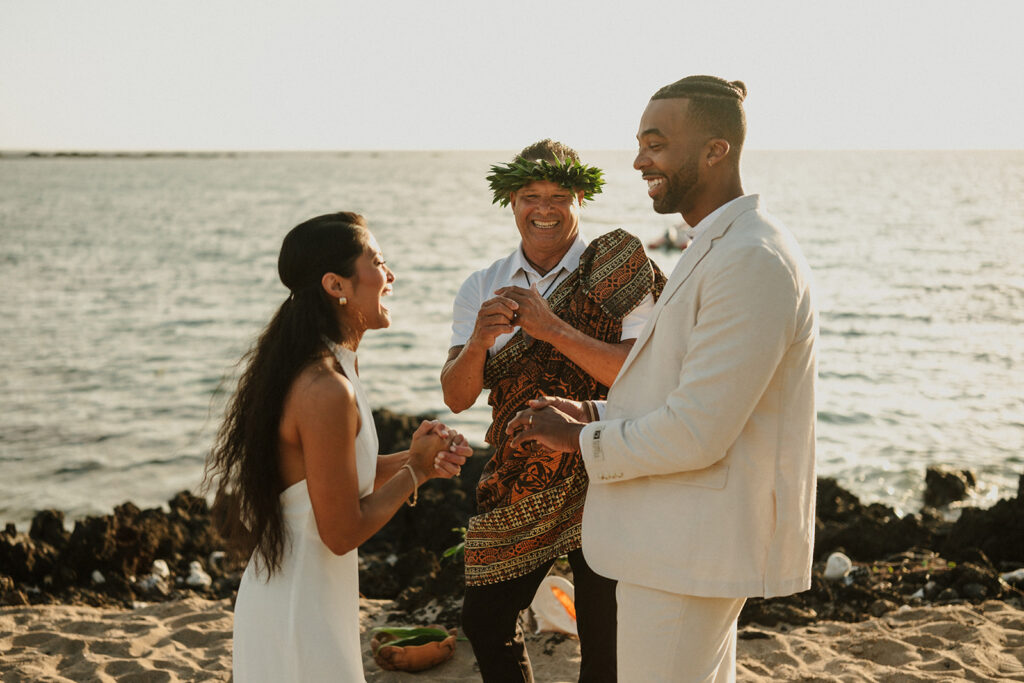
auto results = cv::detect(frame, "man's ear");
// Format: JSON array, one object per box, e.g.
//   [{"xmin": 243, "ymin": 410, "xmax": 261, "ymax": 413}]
[{"xmin": 705, "ymin": 138, "xmax": 731, "ymax": 168}]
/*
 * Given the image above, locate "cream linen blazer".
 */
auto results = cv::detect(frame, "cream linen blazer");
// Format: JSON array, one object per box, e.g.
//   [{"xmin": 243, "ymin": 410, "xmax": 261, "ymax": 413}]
[{"xmin": 579, "ymin": 195, "xmax": 817, "ymax": 599}]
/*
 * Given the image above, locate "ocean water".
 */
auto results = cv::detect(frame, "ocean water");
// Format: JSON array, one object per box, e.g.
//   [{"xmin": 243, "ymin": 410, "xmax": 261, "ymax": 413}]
[{"xmin": 1, "ymin": 150, "xmax": 1022, "ymax": 526}]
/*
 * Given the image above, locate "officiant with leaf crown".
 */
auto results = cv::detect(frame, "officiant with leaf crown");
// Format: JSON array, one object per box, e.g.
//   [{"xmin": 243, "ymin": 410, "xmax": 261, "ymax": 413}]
[{"xmin": 440, "ymin": 139, "xmax": 666, "ymax": 682}]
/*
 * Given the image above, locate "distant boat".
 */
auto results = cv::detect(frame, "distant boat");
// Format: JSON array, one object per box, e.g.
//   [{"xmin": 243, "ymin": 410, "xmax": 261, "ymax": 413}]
[{"xmin": 648, "ymin": 225, "xmax": 690, "ymax": 251}]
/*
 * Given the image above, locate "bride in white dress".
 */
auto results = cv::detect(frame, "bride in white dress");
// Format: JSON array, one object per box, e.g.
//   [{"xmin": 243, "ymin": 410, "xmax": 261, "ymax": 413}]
[{"xmin": 204, "ymin": 212, "xmax": 471, "ymax": 682}]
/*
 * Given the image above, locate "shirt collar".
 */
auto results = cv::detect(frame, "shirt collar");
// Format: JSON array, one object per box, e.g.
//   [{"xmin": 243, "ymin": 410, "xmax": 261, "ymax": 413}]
[
  {"xmin": 513, "ymin": 231, "xmax": 588, "ymax": 280},
  {"xmin": 685, "ymin": 195, "xmax": 749, "ymax": 241}
]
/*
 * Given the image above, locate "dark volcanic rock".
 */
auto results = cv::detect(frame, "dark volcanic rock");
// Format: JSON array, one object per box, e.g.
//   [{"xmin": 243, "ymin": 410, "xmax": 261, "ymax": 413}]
[
  {"xmin": 359, "ymin": 412, "xmax": 490, "ymax": 616},
  {"xmin": 29, "ymin": 509, "xmax": 70, "ymax": 549},
  {"xmin": 923, "ymin": 465, "xmax": 976, "ymax": 507},
  {"xmin": 739, "ymin": 600, "xmax": 818, "ymax": 627},
  {"xmin": 363, "ymin": 411, "xmax": 490, "ymax": 559},
  {"xmin": 0, "ymin": 491, "xmax": 244, "ymax": 607},
  {"xmin": 740, "ymin": 472, "xmax": 1024, "ymax": 627},
  {"xmin": 740, "ymin": 547, "xmax": 1024, "ymax": 628},
  {"xmin": 815, "ymin": 477, "xmax": 864, "ymax": 522},
  {"xmin": 372, "ymin": 408, "xmax": 443, "ymax": 453},
  {"xmin": 814, "ymin": 478, "xmax": 943, "ymax": 561},
  {"xmin": 0, "ymin": 526, "xmax": 60, "ymax": 584},
  {"xmin": 2, "ymin": 412, "xmax": 1021, "ymax": 633},
  {"xmin": 0, "ymin": 409, "xmax": 488, "ymax": 610},
  {"xmin": 940, "ymin": 474, "xmax": 1024, "ymax": 566}
]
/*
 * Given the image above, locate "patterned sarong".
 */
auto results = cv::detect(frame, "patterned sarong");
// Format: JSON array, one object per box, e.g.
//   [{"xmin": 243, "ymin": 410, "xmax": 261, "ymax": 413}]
[{"xmin": 464, "ymin": 229, "xmax": 666, "ymax": 586}]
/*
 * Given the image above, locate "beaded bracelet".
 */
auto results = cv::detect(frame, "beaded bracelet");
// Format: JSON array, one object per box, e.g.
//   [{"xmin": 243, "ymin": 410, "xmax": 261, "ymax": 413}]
[{"xmin": 401, "ymin": 463, "xmax": 419, "ymax": 507}]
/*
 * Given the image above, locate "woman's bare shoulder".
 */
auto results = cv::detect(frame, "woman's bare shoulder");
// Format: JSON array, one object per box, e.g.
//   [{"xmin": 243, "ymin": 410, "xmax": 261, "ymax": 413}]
[{"xmin": 289, "ymin": 357, "xmax": 357, "ymax": 415}]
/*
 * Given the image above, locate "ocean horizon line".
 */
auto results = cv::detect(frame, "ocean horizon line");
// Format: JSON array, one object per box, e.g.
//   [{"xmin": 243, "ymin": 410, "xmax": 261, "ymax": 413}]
[{"xmin": 2, "ymin": 147, "xmax": 1023, "ymax": 159}]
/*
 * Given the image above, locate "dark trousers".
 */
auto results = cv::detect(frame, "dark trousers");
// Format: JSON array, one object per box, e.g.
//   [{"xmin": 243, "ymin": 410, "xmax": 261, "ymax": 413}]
[{"xmin": 461, "ymin": 548, "xmax": 617, "ymax": 683}]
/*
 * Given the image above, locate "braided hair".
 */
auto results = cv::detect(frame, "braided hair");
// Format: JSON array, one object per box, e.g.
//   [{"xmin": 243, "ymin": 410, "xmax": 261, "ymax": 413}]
[{"xmin": 652, "ymin": 75, "xmax": 748, "ymax": 152}]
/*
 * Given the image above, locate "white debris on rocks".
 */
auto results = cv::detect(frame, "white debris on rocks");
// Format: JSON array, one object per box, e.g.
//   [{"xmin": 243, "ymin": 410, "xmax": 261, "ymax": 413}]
[
  {"xmin": 824, "ymin": 552, "xmax": 853, "ymax": 581},
  {"xmin": 186, "ymin": 560, "xmax": 212, "ymax": 588}
]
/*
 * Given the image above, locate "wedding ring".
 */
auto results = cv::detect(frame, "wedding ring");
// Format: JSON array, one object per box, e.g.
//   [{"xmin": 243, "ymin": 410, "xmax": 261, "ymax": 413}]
[{"xmin": 528, "ymin": 415, "xmax": 534, "ymax": 426}]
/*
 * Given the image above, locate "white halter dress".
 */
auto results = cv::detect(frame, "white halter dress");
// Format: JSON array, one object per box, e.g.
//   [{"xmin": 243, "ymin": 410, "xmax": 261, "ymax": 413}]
[{"xmin": 233, "ymin": 343, "xmax": 379, "ymax": 682}]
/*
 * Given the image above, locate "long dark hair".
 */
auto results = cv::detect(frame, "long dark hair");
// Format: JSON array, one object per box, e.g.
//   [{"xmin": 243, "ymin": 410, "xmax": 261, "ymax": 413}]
[{"xmin": 204, "ymin": 212, "xmax": 369, "ymax": 576}]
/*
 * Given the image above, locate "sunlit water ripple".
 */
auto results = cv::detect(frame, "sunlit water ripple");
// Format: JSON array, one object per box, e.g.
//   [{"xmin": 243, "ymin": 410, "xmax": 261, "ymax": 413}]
[{"xmin": 1, "ymin": 150, "xmax": 1022, "ymax": 525}]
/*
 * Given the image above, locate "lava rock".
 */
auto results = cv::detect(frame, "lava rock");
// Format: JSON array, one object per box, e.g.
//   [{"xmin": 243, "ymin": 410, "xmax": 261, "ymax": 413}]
[
  {"xmin": 360, "ymin": 553, "xmax": 403, "ymax": 599},
  {"xmin": 741, "ymin": 601, "xmax": 818, "ymax": 627},
  {"xmin": 2, "ymin": 411, "xmax": 1021, "ymax": 632},
  {"xmin": 924, "ymin": 465, "xmax": 976, "ymax": 507},
  {"xmin": 941, "ymin": 474, "xmax": 1024, "ymax": 565},
  {"xmin": 815, "ymin": 500, "xmax": 937, "ymax": 561},
  {"xmin": 29, "ymin": 509, "xmax": 70, "ymax": 549},
  {"xmin": 962, "ymin": 583, "xmax": 987, "ymax": 599},
  {"xmin": 372, "ymin": 409, "xmax": 443, "ymax": 453},
  {"xmin": 1, "ymin": 588, "xmax": 29, "ymax": 606}
]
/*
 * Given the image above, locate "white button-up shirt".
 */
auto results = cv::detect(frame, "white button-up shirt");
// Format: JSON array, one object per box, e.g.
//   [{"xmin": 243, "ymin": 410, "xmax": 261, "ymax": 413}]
[
  {"xmin": 684, "ymin": 195, "xmax": 748, "ymax": 241},
  {"xmin": 450, "ymin": 232, "xmax": 655, "ymax": 355}
]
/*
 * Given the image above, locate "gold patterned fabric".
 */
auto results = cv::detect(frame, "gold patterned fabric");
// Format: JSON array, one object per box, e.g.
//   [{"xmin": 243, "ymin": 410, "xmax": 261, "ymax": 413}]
[{"xmin": 464, "ymin": 229, "xmax": 665, "ymax": 586}]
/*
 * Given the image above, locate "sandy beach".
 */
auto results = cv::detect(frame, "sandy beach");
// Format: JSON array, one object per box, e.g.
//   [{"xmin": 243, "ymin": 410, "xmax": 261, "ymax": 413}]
[
  {"xmin": 2, "ymin": 596, "xmax": 1022, "ymax": 682},
  {"xmin": 2, "ymin": 435, "xmax": 1021, "ymax": 681}
]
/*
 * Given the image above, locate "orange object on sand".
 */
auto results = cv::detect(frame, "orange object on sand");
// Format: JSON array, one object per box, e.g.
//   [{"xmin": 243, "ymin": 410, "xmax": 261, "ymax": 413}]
[
  {"xmin": 551, "ymin": 585, "xmax": 577, "ymax": 621},
  {"xmin": 370, "ymin": 626, "xmax": 457, "ymax": 672}
]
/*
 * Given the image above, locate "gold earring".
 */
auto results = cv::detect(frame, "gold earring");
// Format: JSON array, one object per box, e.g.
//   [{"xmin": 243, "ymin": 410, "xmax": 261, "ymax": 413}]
[{"xmin": 338, "ymin": 296, "xmax": 347, "ymax": 305}]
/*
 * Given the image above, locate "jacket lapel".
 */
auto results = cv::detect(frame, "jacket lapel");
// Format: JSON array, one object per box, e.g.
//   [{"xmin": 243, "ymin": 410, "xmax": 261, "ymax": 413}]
[{"xmin": 614, "ymin": 195, "xmax": 761, "ymax": 381}]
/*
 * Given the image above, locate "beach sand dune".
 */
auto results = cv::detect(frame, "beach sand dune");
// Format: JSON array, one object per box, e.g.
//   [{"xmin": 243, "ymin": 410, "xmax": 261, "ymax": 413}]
[{"xmin": 3, "ymin": 597, "xmax": 1022, "ymax": 682}]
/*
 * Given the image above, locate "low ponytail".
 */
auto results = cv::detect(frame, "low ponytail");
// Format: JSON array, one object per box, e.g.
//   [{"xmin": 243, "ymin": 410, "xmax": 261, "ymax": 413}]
[{"xmin": 204, "ymin": 212, "xmax": 368, "ymax": 575}]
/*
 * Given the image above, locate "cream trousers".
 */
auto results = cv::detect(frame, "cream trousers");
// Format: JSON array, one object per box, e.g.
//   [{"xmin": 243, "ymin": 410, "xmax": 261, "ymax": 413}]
[{"xmin": 616, "ymin": 582, "xmax": 746, "ymax": 683}]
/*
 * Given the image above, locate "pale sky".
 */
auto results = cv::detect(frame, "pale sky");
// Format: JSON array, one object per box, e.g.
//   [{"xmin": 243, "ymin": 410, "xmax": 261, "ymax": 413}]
[{"xmin": 2, "ymin": 0, "xmax": 1022, "ymax": 151}]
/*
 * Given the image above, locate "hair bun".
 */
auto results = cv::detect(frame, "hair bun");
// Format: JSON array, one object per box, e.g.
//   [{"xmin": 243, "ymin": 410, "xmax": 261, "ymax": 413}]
[{"xmin": 651, "ymin": 75, "xmax": 747, "ymax": 102}]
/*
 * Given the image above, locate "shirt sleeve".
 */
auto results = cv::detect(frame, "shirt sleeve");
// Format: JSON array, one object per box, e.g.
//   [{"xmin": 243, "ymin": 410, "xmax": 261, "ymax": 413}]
[
  {"xmin": 450, "ymin": 273, "xmax": 482, "ymax": 348},
  {"xmin": 620, "ymin": 292, "xmax": 655, "ymax": 341},
  {"xmin": 577, "ymin": 400, "xmax": 608, "ymax": 452}
]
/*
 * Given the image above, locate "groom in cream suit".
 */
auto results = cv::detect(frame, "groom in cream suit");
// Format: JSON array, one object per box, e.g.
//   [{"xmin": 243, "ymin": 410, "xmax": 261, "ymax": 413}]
[{"xmin": 508, "ymin": 75, "xmax": 818, "ymax": 682}]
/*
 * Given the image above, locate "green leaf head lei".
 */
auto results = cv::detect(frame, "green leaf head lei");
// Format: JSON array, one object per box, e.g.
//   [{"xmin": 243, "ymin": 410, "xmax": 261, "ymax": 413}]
[{"xmin": 487, "ymin": 156, "xmax": 605, "ymax": 208}]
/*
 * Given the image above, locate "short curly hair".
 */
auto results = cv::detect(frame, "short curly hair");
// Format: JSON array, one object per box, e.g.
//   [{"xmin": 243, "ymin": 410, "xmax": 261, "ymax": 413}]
[{"xmin": 514, "ymin": 139, "xmax": 580, "ymax": 165}]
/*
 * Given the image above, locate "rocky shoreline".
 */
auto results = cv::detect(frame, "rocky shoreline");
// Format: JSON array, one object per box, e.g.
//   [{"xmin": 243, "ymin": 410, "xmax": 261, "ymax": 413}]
[{"xmin": 2, "ymin": 409, "xmax": 1022, "ymax": 629}]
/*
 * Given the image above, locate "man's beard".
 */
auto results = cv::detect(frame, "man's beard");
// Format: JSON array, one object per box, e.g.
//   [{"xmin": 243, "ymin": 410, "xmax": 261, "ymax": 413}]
[{"xmin": 653, "ymin": 156, "xmax": 699, "ymax": 215}]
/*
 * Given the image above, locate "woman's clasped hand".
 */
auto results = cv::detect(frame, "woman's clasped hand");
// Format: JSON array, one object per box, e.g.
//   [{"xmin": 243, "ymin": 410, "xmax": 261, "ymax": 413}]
[{"xmin": 411, "ymin": 419, "xmax": 471, "ymax": 481}]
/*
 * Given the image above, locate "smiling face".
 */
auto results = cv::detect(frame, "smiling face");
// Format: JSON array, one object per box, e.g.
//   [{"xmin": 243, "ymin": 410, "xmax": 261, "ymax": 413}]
[
  {"xmin": 634, "ymin": 98, "xmax": 705, "ymax": 216},
  {"xmin": 509, "ymin": 180, "xmax": 584, "ymax": 271},
  {"xmin": 343, "ymin": 232, "xmax": 395, "ymax": 333}
]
